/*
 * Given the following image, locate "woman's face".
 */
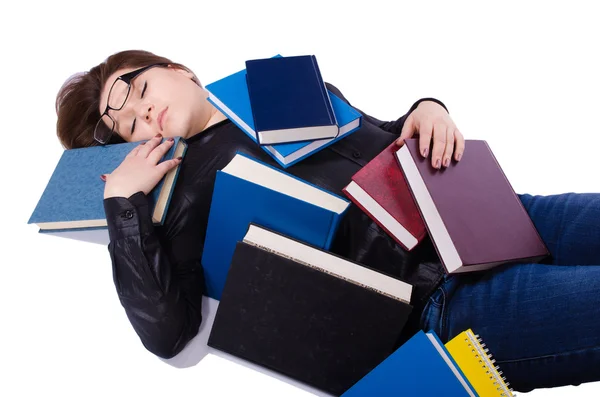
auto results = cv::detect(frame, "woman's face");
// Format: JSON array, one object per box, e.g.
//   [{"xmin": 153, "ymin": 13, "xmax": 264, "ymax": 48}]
[{"xmin": 99, "ymin": 65, "xmax": 210, "ymax": 142}]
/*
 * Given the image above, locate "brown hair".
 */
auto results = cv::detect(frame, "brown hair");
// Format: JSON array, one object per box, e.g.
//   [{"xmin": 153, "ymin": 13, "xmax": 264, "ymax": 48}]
[{"xmin": 55, "ymin": 50, "xmax": 199, "ymax": 149}]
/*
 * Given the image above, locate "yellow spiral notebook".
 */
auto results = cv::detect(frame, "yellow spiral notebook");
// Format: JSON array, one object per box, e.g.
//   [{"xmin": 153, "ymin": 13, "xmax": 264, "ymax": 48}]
[{"xmin": 445, "ymin": 329, "xmax": 515, "ymax": 397}]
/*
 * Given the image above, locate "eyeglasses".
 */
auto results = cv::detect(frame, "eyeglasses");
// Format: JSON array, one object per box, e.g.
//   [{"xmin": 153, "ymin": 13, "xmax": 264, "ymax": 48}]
[{"xmin": 94, "ymin": 63, "xmax": 168, "ymax": 145}]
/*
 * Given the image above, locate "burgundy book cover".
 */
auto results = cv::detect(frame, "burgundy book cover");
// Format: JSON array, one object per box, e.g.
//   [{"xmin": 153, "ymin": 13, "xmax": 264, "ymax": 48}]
[
  {"xmin": 398, "ymin": 139, "xmax": 550, "ymax": 273},
  {"xmin": 342, "ymin": 142, "xmax": 426, "ymax": 251}
]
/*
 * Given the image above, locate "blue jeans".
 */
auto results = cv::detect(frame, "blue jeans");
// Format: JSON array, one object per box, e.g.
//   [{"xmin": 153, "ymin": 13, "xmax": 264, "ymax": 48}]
[{"xmin": 420, "ymin": 193, "xmax": 600, "ymax": 392}]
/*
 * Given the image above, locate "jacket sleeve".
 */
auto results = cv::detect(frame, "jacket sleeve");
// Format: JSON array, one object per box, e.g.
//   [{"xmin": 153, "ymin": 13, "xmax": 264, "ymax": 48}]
[
  {"xmin": 103, "ymin": 191, "xmax": 204, "ymax": 359},
  {"xmin": 325, "ymin": 83, "xmax": 449, "ymax": 135}
]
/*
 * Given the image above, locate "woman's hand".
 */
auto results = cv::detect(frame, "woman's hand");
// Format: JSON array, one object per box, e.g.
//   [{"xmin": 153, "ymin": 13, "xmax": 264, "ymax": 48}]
[
  {"xmin": 102, "ymin": 134, "xmax": 182, "ymax": 199},
  {"xmin": 395, "ymin": 101, "xmax": 465, "ymax": 169}
]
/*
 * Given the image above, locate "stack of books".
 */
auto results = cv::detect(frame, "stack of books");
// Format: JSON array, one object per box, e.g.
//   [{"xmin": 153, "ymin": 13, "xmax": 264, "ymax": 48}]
[
  {"xmin": 199, "ymin": 150, "xmax": 412, "ymax": 395},
  {"xmin": 343, "ymin": 139, "xmax": 550, "ymax": 272},
  {"xmin": 205, "ymin": 54, "xmax": 363, "ymax": 168},
  {"xmin": 200, "ymin": 55, "xmax": 548, "ymax": 394},
  {"xmin": 201, "ymin": 148, "xmax": 525, "ymax": 395}
]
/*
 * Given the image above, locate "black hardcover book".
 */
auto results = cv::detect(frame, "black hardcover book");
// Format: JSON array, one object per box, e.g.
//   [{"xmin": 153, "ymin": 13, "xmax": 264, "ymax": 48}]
[{"xmin": 208, "ymin": 224, "xmax": 413, "ymax": 396}]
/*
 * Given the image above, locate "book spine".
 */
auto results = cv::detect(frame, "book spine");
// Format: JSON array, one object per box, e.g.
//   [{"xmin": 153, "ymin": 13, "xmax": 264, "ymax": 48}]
[
  {"xmin": 466, "ymin": 330, "xmax": 514, "ymax": 397},
  {"xmin": 154, "ymin": 138, "xmax": 188, "ymax": 224},
  {"xmin": 324, "ymin": 213, "xmax": 338, "ymax": 250},
  {"xmin": 244, "ymin": 240, "xmax": 404, "ymax": 303},
  {"xmin": 310, "ymin": 55, "xmax": 337, "ymax": 127},
  {"xmin": 245, "ymin": 72, "xmax": 263, "ymax": 144}
]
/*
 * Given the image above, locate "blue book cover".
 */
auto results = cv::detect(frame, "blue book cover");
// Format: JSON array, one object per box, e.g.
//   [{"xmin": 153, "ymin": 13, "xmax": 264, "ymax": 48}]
[
  {"xmin": 28, "ymin": 137, "xmax": 187, "ymax": 234},
  {"xmin": 341, "ymin": 331, "xmax": 478, "ymax": 397},
  {"xmin": 200, "ymin": 152, "xmax": 350, "ymax": 300},
  {"xmin": 205, "ymin": 58, "xmax": 362, "ymax": 168},
  {"xmin": 245, "ymin": 55, "xmax": 338, "ymax": 145}
]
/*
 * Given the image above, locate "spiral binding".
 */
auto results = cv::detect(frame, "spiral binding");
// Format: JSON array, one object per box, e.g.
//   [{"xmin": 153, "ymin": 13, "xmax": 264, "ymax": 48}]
[{"xmin": 465, "ymin": 330, "xmax": 515, "ymax": 396}]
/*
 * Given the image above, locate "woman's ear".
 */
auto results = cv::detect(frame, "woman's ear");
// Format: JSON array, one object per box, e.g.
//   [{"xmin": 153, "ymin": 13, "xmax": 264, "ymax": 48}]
[
  {"xmin": 170, "ymin": 65, "xmax": 195, "ymax": 79},
  {"xmin": 169, "ymin": 65, "xmax": 202, "ymax": 87}
]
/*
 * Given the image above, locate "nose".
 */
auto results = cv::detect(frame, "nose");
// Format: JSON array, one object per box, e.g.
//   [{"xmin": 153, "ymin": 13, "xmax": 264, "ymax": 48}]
[{"xmin": 136, "ymin": 103, "xmax": 154, "ymax": 123}]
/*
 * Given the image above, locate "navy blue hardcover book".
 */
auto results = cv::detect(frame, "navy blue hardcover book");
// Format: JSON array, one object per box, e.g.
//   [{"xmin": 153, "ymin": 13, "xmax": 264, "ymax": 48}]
[
  {"xmin": 28, "ymin": 138, "xmax": 187, "ymax": 244},
  {"xmin": 341, "ymin": 330, "xmax": 478, "ymax": 397},
  {"xmin": 200, "ymin": 152, "xmax": 351, "ymax": 300},
  {"xmin": 245, "ymin": 55, "xmax": 338, "ymax": 145}
]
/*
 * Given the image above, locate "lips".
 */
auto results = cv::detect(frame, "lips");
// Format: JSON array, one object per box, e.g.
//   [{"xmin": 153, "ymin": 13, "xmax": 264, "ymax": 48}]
[{"xmin": 157, "ymin": 107, "xmax": 168, "ymax": 131}]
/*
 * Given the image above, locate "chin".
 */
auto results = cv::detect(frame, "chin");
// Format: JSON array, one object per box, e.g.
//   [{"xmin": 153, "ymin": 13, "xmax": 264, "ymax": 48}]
[{"xmin": 165, "ymin": 120, "xmax": 188, "ymax": 139}]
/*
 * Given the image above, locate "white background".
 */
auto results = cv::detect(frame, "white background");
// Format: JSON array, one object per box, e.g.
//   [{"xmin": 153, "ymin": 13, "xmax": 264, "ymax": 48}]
[{"xmin": 1, "ymin": 0, "xmax": 599, "ymax": 396}]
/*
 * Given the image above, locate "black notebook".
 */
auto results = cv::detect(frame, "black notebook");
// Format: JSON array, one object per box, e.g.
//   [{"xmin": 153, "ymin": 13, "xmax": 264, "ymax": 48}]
[{"xmin": 208, "ymin": 224, "xmax": 413, "ymax": 396}]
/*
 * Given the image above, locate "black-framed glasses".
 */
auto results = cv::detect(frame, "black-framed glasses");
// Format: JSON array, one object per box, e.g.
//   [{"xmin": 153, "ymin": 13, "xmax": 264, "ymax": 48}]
[{"xmin": 94, "ymin": 63, "xmax": 169, "ymax": 145}]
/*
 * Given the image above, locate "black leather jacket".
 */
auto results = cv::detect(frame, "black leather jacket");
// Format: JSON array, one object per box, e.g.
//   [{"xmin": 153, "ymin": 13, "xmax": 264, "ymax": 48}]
[{"xmin": 103, "ymin": 84, "xmax": 447, "ymax": 359}]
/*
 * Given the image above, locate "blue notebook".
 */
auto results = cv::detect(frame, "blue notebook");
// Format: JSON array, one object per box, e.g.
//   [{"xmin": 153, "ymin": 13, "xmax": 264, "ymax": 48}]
[
  {"xmin": 245, "ymin": 55, "xmax": 338, "ymax": 145},
  {"xmin": 341, "ymin": 331, "xmax": 478, "ymax": 397},
  {"xmin": 200, "ymin": 152, "xmax": 351, "ymax": 300},
  {"xmin": 28, "ymin": 138, "xmax": 187, "ymax": 238},
  {"xmin": 205, "ymin": 57, "xmax": 362, "ymax": 168}
]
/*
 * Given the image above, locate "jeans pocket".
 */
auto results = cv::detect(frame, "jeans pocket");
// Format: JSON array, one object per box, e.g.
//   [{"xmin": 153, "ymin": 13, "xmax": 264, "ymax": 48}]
[{"xmin": 420, "ymin": 287, "xmax": 445, "ymax": 335}]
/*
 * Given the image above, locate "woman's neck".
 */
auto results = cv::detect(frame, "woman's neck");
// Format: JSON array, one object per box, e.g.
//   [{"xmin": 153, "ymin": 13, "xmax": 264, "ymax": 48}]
[
  {"xmin": 203, "ymin": 105, "xmax": 228, "ymax": 130},
  {"xmin": 189, "ymin": 104, "xmax": 228, "ymax": 139}
]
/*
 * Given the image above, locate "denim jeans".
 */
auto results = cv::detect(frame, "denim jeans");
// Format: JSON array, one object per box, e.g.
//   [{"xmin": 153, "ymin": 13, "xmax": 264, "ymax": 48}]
[{"xmin": 420, "ymin": 193, "xmax": 600, "ymax": 392}]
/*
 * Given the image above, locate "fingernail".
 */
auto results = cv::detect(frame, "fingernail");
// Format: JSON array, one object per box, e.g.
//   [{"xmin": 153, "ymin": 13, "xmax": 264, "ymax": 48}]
[
  {"xmin": 443, "ymin": 158, "xmax": 450, "ymax": 167},
  {"xmin": 422, "ymin": 148, "xmax": 429, "ymax": 157},
  {"xmin": 167, "ymin": 137, "xmax": 174, "ymax": 142},
  {"xmin": 176, "ymin": 156, "xmax": 183, "ymax": 161},
  {"xmin": 140, "ymin": 142, "xmax": 145, "ymax": 145},
  {"xmin": 457, "ymin": 153, "xmax": 462, "ymax": 161},
  {"xmin": 435, "ymin": 159, "xmax": 441, "ymax": 169},
  {"xmin": 100, "ymin": 174, "xmax": 106, "ymax": 182},
  {"xmin": 155, "ymin": 133, "xmax": 163, "ymax": 138}
]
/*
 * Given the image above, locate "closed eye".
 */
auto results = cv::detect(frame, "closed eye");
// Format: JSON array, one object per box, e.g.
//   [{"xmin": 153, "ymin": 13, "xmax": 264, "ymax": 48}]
[{"xmin": 131, "ymin": 81, "xmax": 147, "ymax": 135}]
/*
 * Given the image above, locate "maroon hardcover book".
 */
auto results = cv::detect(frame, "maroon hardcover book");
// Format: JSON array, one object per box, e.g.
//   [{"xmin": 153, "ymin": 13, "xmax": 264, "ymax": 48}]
[
  {"xmin": 342, "ymin": 142, "xmax": 426, "ymax": 251},
  {"xmin": 395, "ymin": 139, "xmax": 550, "ymax": 273}
]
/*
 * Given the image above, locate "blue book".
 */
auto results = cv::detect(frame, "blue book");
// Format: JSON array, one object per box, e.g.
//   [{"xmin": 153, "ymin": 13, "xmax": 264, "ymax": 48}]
[
  {"xmin": 205, "ymin": 58, "xmax": 362, "ymax": 168},
  {"xmin": 245, "ymin": 55, "xmax": 338, "ymax": 145},
  {"xmin": 341, "ymin": 330, "xmax": 478, "ymax": 397},
  {"xmin": 28, "ymin": 138, "xmax": 187, "ymax": 245},
  {"xmin": 200, "ymin": 152, "xmax": 351, "ymax": 300}
]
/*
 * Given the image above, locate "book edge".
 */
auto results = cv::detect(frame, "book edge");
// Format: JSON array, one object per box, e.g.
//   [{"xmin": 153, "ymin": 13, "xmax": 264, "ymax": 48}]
[
  {"xmin": 244, "ymin": 223, "xmax": 413, "ymax": 304},
  {"xmin": 153, "ymin": 138, "xmax": 187, "ymax": 224},
  {"xmin": 226, "ymin": 152, "xmax": 351, "ymax": 213},
  {"xmin": 425, "ymin": 333, "xmax": 478, "ymax": 397},
  {"xmin": 395, "ymin": 144, "xmax": 462, "ymax": 272},
  {"xmin": 342, "ymin": 181, "xmax": 419, "ymax": 251}
]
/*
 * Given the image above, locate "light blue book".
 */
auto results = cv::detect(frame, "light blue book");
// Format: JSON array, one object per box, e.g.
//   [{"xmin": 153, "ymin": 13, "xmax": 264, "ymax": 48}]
[
  {"xmin": 28, "ymin": 138, "xmax": 187, "ymax": 244},
  {"xmin": 205, "ymin": 60, "xmax": 362, "ymax": 168},
  {"xmin": 200, "ymin": 152, "xmax": 351, "ymax": 300},
  {"xmin": 341, "ymin": 330, "xmax": 478, "ymax": 397}
]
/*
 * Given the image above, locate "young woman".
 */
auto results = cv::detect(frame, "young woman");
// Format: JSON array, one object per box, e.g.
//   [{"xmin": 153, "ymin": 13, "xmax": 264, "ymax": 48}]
[{"xmin": 56, "ymin": 50, "xmax": 600, "ymax": 393}]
